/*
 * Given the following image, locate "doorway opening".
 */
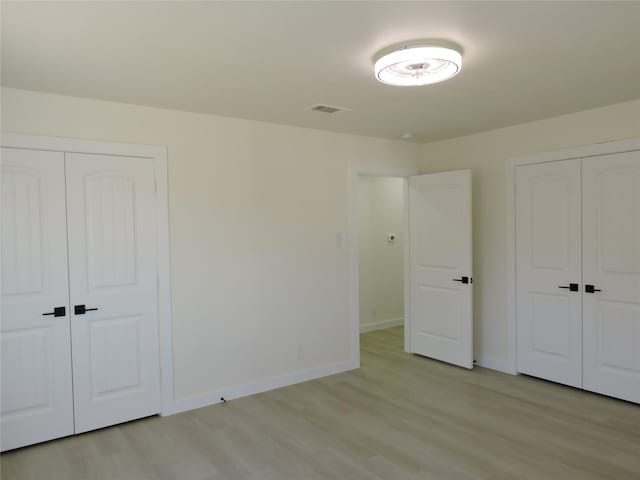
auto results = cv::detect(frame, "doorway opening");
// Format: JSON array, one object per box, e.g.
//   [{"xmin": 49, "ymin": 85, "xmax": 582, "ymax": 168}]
[
  {"xmin": 357, "ymin": 175, "xmax": 407, "ymax": 358},
  {"xmin": 350, "ymin": 166, "xmax": 474, "ymax": 371}
]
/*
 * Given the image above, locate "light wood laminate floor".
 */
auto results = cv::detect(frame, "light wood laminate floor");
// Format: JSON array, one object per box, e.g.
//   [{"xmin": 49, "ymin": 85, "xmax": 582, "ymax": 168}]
[{"xmin": 2, "ymin": 326, "xmax": 639, "ymax": 479}]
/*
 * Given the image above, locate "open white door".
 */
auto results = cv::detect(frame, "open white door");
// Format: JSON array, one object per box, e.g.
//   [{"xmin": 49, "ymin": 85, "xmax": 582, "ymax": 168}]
[{"xmin": 408, "ymin": 170, "xmax": 473, "ymax": 368}]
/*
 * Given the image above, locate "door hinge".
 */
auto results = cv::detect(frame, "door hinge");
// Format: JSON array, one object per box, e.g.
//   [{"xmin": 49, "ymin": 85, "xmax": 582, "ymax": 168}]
[{"xmin": 154, "ymin": 180, "xmax": 158, "ymax": 193}]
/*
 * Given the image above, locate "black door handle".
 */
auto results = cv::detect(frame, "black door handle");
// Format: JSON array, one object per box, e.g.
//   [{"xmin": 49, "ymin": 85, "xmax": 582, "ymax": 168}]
[
  {"xmin": 558, "ymin": 283, "xmax": 579, "ymax": 292},
  {"xmin": 74, "ymin": 305, "xmax": 99, "ymax": 315},
  {"xmin": 453, "ymin": 276, "xmax": 472, "ymax": 284},
  {"xmin": 585, "ymin": 284, "xmax": 602, "ymax": 293},
  {"xmin": 43, "ymin": 306, "xmax": 66, "ymax": 317}
]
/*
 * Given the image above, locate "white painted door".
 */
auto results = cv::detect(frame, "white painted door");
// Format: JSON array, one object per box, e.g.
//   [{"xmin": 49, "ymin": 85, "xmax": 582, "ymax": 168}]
[
  {"xmin": 65, "ymin": 153, "xmax": 161, "ymax": 433},
  {"xmin": 409, "ymin": 170, "xmax": 473, "ymax": 368},
  {"xmin": 582, "ymin": 151, "xmax": 640, "ymax": 403},
  {"xmin": 515, "ymin": 159, "xmax": 582, "ymax": 387},
  {"xmin": 1, "ymin": 148, "xmax": 74, "ymax": 451}
]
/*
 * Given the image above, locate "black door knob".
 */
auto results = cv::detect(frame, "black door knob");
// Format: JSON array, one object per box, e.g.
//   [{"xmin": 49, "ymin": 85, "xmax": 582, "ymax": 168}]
[
  {"xmin": 42, "ymin": 306, "xmax": 66, "ymax": 317},
  {"xmin": 585, "ymin": 284, "xmax": 602, "ymax": 293},
  {"xmin": 74, "ymin": 305, "xmax": 99, "ymax": 315},
  {"xmin": 452, "ymin": 276, "xmax": 472, "ymax": 284}
]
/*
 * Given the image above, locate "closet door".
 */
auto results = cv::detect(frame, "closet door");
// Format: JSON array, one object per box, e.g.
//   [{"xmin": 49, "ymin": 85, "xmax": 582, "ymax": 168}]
[
  {"xmin": 582, "ymin": 151, "xmax": 640, "ymax": 403},
  {"xmin": 1, "ymin": 148, "xmax": 74, "ymax": 451},
  {"xmin": 516, "ymin": 159, "xmax": 582, "ymax": 387},
  {"xmin": 65, "ymin": 153, "xmax": 161, "ymax": 433}
]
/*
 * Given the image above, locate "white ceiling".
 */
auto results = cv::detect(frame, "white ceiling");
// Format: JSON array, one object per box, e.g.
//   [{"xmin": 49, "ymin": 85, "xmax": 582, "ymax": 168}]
[{"xmin": 2, "ymin": 1, "xmax": 640, "ymax": 142}]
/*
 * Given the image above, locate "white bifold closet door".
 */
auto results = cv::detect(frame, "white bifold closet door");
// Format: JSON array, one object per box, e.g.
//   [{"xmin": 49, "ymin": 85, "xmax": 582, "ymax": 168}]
[
  {"xmin": 516, "ymin": 151, "xmax": 640, "ymax": 404},
  {"xmin": 1, "ymin": 149, "xmax": 161, "ymax": 450},
  {"xmin": 65, "ymin": 153, "xmax": 161, "ymax": 433},
  {"xmin": 516, "ymin": 159, "xmax": 582, "ymax": 388},
  {"xmin": 582, "ymin": 152, "xmax": 640, "ymax": 404},
  {"xmin": 1, "ymin": 148, "xmax": 74, "ymax": 451}
]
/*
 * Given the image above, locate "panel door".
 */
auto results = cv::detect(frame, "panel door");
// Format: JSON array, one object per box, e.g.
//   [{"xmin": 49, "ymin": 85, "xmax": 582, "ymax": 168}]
[
  {"xmin": 0, "ymin": 148, "xmax": 74, "ymax": 451},
  {"xmin": 582, "ymin": 151, "xmax": 640, "ymax": 403},
  {"xmin": 65, "ymin": 153, "xmax": 161, "ymax": 433},
  {"xmin": 409, "ymin": 170, "xmax": 473, "ymax": 368},
  {"xmin": 515, "ymin": 159, "xmax": 582, "ymax": 387}
]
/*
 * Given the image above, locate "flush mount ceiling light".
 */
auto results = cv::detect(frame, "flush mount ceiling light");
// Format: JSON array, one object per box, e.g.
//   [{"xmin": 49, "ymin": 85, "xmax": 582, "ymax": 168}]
[{"xmin": 374, "ymin": 45, "xmax": 462, "ymax": 86}]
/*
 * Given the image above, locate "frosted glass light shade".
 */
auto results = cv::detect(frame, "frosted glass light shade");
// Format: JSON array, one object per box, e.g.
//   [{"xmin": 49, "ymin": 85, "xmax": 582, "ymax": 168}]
[{"xmin": 374, "ymin": 45, "xmax": 462, "ymax": 86}]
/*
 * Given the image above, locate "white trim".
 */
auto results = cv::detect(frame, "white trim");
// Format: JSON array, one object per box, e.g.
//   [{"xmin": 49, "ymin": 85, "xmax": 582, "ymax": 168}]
[
  {"xmin": 402, "ymin": 176, "xmax": 412, "ymax": 353},
  {"xmin": 1, "ymin": 132, "xmax": 175, "ymax": 416},
  {"xmin": 359, "ymin": 318, "xmax": 404, "ymax": 333},
  {"xmin": 347, "ymin": 164, "xmax": 417, "ymax": 365},
  {"xmin": 505, "ymin": 137, "xmax": 640, "ymax": 376},
  {"xmin": 152, "ymin": 150, "xmax": 174, "ymax": 416},
  {"xmin": 167, "ymin": 359, "xmax": 358, "ymax": 415},
  {"xmin": 509, "ymin": 137, "xmax": 640, "ymax": 167},
  {"xmin": 505, "ymin": 157, "xmax": 518, "ymax": 375},
  {"xmin": 1, "ymin": 133, "xmax": 167, "ymax": 159}
]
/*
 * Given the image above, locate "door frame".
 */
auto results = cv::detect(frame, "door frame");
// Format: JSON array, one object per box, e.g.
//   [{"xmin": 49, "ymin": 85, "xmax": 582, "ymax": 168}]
[
  {"xmin": 0, "ymin": 132, "xmax": 174, "ymax": 416},
  {"xmin": 505, "ymin": 137, "xmax": 640, "ymax": 375},
  {"xmin": 348, "ymin": 164, "xmax": 417, "ymax": 365}
]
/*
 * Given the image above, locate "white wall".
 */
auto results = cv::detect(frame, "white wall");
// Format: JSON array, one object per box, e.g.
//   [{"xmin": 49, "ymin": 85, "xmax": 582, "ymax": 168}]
[
  {"xmin": 419, "ymin": 99, "xmax": 640, "ymax": 371},
  {"xmin": 357, "ymin": 177, "xmax": 404, "ymax": 330},
  {"xmin": 1, "ymin": 87, "xmax": 419, "ymax": 404}
]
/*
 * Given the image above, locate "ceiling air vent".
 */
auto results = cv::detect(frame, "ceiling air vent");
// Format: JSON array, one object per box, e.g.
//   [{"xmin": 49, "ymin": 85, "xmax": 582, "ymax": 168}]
[{"xmin": 308, "ymin": 104, "xmax": 351, "ymax": 114}]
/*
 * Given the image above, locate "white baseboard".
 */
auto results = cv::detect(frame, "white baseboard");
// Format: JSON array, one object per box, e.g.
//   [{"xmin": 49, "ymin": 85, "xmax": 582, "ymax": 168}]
[
  {"xmin": 164, "ymin": 358, "xmax": 358, "ymax": 416},
  {"xmin": 474, "ymin": 354, "xmax": 516, "ymax": 375},
  {"xmin": 360, "ymin": 318, "xmax": 403, "ymax": 333}
]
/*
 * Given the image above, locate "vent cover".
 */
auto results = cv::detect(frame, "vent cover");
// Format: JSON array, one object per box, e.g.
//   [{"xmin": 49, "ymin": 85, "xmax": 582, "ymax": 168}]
[{"xmin": 308, "ymin": 104, "xmax": 351, "ymax": 114}]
